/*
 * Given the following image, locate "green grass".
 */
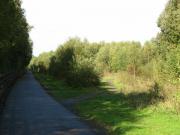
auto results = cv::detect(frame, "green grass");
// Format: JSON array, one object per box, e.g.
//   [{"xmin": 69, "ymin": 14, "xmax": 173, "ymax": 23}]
[
  {"xmin": 34, "ymin": 72, "xmax": 180, "ymax": 135},
  {"xmin": 75, "ymin": 93, "xmax": 180, "ymax": 135},
  {"xmin": 34, "ymin": 73, "xmax": 100, "ymax": 100},
  {"xmin": 74, "ymin": 73, "xmax": 180, "ymax": 135},
  {"xmin": 102, "ymin": 72, "xmax": 154, "ymax": 94}
]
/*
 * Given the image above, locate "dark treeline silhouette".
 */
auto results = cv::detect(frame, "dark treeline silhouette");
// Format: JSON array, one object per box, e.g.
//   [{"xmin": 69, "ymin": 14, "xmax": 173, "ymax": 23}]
[{"xmin": 0, "ymin": 0, "xmax": 32, "ymax": 74}]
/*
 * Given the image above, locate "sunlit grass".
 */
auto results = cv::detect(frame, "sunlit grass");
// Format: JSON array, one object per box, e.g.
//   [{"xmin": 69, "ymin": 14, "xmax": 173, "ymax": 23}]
[
  {"xmin": 34, "ymin": 72, "xmax": 180, "ymax": 135},
  {"xmin": 75, "ymin": 72, "xmax": 180, "ymax": 135},
  {"xmin": 75, "ymin": 94, "xmax": 180, "ymax": 135},
  {"xmin": 103, "ymin": 72, "xmax": 154, "ymax": 93},
  {"xmin": 75, "ymin": 96, "xmax": 180, "ymax": 134}
]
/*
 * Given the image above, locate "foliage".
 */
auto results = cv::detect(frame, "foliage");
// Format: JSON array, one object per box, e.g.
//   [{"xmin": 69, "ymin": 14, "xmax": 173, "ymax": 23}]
[
  {"xmin": 30, "ymin": 38, "xmax": 100, "ymax": 87},
  {"xmin": 156, "ymin": 0, "xmax": 180, "ymax": 83},
  {"xmin": 29, "ymin": 0, "xmax": 180, "ymax": 134},
  {"xmin": 0, "ymin": 0, "xmax": 32, "ymax": 73},
  {"xmin": 158, "ymin": 0, "xmax": 180, "ymax": 45},
  {"xmin": 29, "ymin": 52, "xmax": 54, "ymax": 73},
  {"xmin": 95, "ymin": 44, "xmax": 111, "ymax": 72},
  {"xmin": 30, "ymin": 0, "xmax": 179, "ymax": 91},
  {"xmin": 95, "ymin": 42, "xmax": 142, "ymax": 74}
]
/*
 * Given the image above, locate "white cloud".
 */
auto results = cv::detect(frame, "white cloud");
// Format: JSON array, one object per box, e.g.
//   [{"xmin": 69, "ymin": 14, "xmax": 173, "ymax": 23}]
[{"xmin": 22, "ymin": 0, "xmax": 168, "ymax": 56}]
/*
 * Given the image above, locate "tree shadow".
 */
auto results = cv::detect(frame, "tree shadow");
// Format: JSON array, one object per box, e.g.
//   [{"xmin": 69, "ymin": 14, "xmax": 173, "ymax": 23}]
[{"xmin": 77, "ymin": 81, "xmax": 164, "ymax": 135}]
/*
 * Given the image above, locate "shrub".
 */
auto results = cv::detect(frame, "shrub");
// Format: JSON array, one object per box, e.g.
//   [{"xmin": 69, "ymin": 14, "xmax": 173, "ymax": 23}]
[{"xmin": 66, "ymin": 64, "xmax": 100, "ymax": 87}]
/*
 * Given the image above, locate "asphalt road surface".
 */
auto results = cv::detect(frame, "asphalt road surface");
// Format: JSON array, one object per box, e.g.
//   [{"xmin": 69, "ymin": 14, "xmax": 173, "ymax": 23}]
[{"xmin": 0, "ymin": 72, "xmax": 96, "ymax": 135}]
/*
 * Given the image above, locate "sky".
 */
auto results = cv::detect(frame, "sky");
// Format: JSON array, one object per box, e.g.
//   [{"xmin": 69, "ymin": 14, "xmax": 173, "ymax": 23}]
[{"xmin": 22, "ymin": 0, "xmax": 168, "ymax": 56}]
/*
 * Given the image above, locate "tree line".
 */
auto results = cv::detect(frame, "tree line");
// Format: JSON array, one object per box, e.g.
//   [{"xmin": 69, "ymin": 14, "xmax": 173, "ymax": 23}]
[
  {"xmin": 0, "ymin": 0, "xmax": 32, "ymax": 74},
  {"xmin": 29, "ymin": 0, "xmax": 179, "ymax": 87}
]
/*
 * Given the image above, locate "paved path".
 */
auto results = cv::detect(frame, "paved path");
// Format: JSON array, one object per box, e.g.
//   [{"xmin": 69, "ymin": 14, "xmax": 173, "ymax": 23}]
[{"xmin": 0, "ymin": 72, "xmax": 96, "ymax": 135}]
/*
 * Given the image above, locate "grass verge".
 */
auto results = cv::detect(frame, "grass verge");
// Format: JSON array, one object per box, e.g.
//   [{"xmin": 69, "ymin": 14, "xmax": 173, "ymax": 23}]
[
  {"xmin": 75, "ymin": 93, "xmax": 180, "ymax": 135},
  {"xmin": 34, "ymin": 72, "xmax": 180, "ymax": 135},
  {"xmin": 75, "ymin": 72, "xmax": 180, "ymax": 135},
  {"xmin": 34, "ymin": 73, "xmax": 100, "ymax": 100}
]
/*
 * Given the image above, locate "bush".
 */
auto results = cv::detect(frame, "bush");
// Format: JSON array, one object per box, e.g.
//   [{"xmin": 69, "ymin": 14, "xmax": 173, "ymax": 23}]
[
  {"xmin": 30, "ymin": 38, "xmax": 101, "ymax": 87},
  {"xmin": 66, "ymin": 65, "xmax": 100, "ymax": 87}
]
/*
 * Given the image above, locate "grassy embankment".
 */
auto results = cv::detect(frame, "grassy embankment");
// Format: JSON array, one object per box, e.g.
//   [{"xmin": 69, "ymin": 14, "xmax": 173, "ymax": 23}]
[{"xmin": 34, "ymin": 72, "xmax": 180, "ymax": 135}]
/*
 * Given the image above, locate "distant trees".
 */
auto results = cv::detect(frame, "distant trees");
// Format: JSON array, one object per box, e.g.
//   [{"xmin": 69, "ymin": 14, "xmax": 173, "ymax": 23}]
[
  {"xmin": 30, "ymin": 0, "xmax": 179, "ymax": 86},
  {"xmin": 94, "ymin": 42, "xmax": 142, "ymax": 76},
  {"xmin": 29, "ymin": 39, "xmax": 149, "ymax": 86},
  {"xmin": 0, "ymin": 0, "xmax": 32, "ymax": 73},
  {"xmin": 30, "ymin": 38, "xmax": 100, "ymax": 87}
]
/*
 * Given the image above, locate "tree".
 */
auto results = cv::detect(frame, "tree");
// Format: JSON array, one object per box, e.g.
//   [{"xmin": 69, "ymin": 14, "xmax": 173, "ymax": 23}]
[
  {"xmin": 142, "ymin": 40, "xmax": 157, "ymax": 64},
  {"xmin": 0, "ymin": 0, "xmax": 32, "ymax": 73},
  {"xmin": 126, "ymin": 42, "xmax": 142, "ymax": 79},
  {"xmin": 158, "ymin": 0, "xmax": 180, "ymax": 45},
  {"xmin": 156, "ymin": 0, "xmax": 180, "ymax": 83},
  {"xmin": 95, "ymin": 45, "xmax": 111, "ymax": 72}
]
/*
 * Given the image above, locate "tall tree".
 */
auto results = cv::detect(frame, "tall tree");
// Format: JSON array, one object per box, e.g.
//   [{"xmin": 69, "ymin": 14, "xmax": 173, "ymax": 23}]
[
  {"xmin": 0, "ymin": 0, "xmax": 32, "ymax": 73},
  {"xmin": 156, "ymin": 0, "xmax": 180, "ymax": 82}
]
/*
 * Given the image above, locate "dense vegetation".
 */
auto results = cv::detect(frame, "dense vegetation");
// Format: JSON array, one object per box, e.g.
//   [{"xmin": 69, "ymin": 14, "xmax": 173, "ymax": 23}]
[
  {"xmin": 0, "ymin": 0, "xmax": 32, "ymax": 74},
  {"xmin": 30, "ymin": 0, "xmax": 179, "ymax": 90},
  {"xmin": 29, "ymin": 0, "xmax": 179, "ymax": 104},
  {"xmin": 29, "ymin": 38, "xmax": 179, "ymax": 87},
  {"xmin": 30, "ymin": 39, "xmax": 102, "ymax": 86},
  {"xmin": 29, "ymin": 0, "xmax": 180, "ymax": 109},
  {"xmin": 30, "ymin": 0, "xmax": 179, "ymax": 85},
  {"xmin": 30, "ymin": 0, "xmax": 180, "ymax": 134}
]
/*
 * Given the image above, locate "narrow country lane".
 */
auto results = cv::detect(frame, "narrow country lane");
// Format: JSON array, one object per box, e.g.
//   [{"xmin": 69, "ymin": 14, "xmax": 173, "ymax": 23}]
[{"xmin": 0, "ymin": 72, "xmax": 96, "ymax": 135}]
